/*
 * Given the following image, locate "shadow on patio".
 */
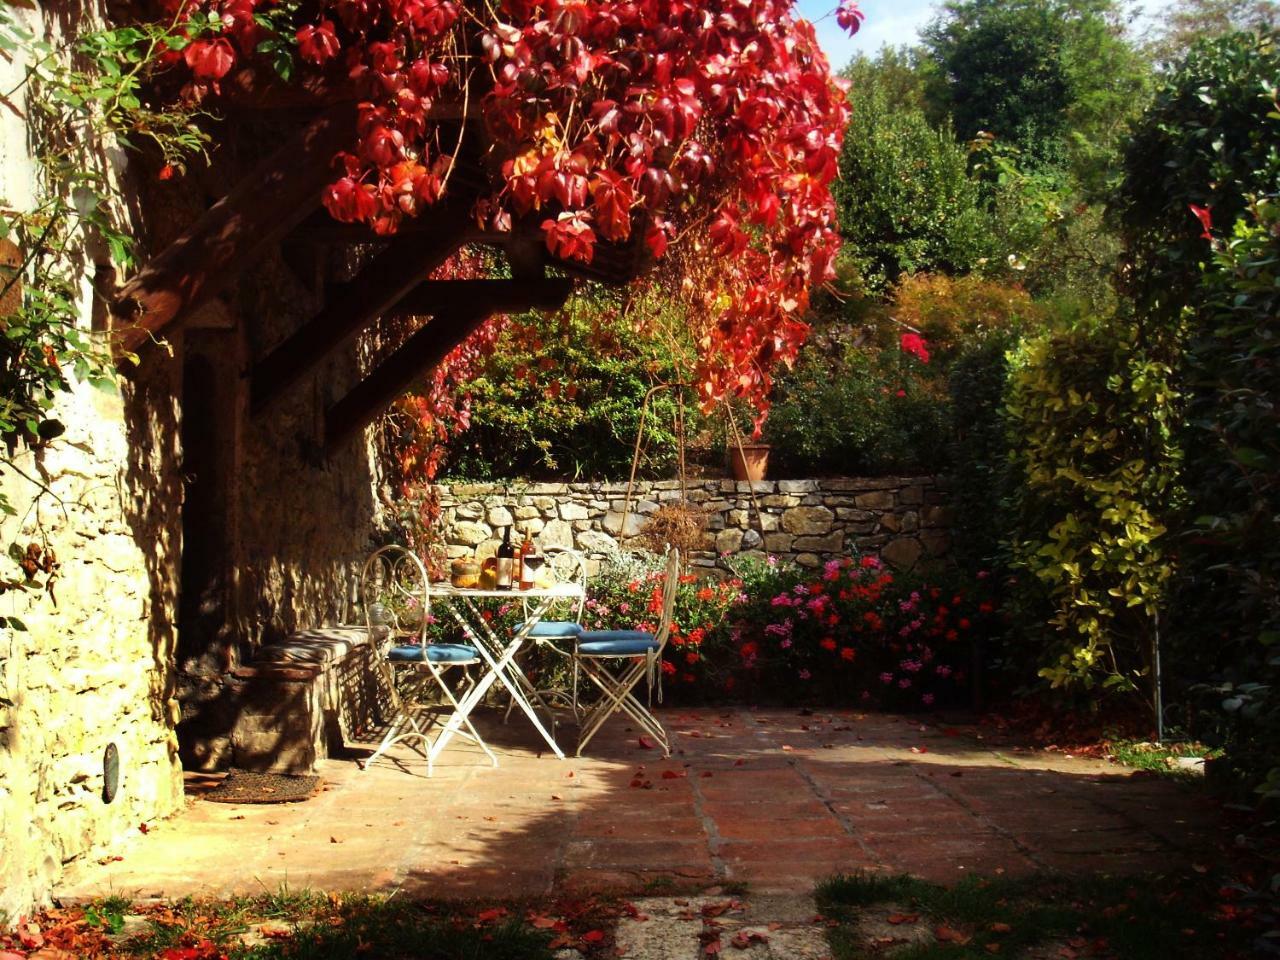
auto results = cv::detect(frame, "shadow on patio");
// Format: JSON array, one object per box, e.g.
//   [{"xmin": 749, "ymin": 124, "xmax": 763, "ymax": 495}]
[{"xmin": 55, "ymin": 708, "xmax": 1221, "ymax": 903}]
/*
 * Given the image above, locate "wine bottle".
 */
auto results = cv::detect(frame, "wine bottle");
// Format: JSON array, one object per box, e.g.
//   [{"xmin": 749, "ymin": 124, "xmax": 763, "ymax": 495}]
[
  {"xmin": 495, "ymin": 524, "xmax": 515, "ymax": 590},
  {"xmin": 519, "ymin": 534, "xmax": 536, "ymax": 590}
]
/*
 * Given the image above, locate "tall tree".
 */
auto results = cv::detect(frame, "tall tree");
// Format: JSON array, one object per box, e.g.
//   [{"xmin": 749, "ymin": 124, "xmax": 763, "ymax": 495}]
[
  {"xmin": 921, "ymin": 0, "xmax": 1151, "ymax": 179},
  {"xmin": 1144, "ymin": 0, "xmax": 1280, "ymax": 62},
  {"xmin": 834, "ymin": 53, "xmax": 992, "ymax": 294}
]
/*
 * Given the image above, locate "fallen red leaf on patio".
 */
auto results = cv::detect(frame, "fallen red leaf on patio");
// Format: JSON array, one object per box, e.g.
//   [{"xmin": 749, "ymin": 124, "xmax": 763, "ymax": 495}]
[
  {"xmin": 910, "ymin": 746, "xmax": 927, "ymax": 754},
  {"xmin": 704, "ymin": 938, "xmax": 722, "ymax": 955},
  {"xmin": 730, "ymin": 930, "xmax": 768, "ymax": 948},
  {"xmin": 638, "ymin": 736, "xmax": 656, "ymax": 749},
  {"xmin": 700, "ymin": 771, "xmax": 713, "ymax": 778},
  {"xmin": 734, "ymin": 759, "xmax": 746, "ymax": 766},
  {"xmin": 661, "ymin": 770, "xmax": 685, "ymax": 779},
  {"xmin": 329, "ymin": 836, "xmax": 342, "ymax": 844},
  {"xmin": 139, "ymin": 822, "xmax": 150, "ymax": 834},
  {"xmin": 887, "ymin": 913, "xmax": 919, "ymax": 925},
  {"xmin": 17, "ymin": 925, "xmax": 43, "ymax": 949},
  {"xmin": 551, "ymin": 794, "xmax": 563, "ymax": 800}
]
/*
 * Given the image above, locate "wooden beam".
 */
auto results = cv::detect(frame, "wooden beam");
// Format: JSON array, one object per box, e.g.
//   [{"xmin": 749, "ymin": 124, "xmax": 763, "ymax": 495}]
[
  {"xmin": 324, "ymin": 279, "xmax": 573, "ymax": 451},
  {"xmin": 112, "ymin": 103, "xmax": 357, "ymax": 353},
  {"xmin": 249, "ymin": 208, "xmax": 472, "ymax": 415},
  {"xmin": 386, "ymin": 277, "xmax": 573, "ymax": 315},
  {"xmin": 323, "ymin": 307, "xmax": 488, "ymax": 452}
]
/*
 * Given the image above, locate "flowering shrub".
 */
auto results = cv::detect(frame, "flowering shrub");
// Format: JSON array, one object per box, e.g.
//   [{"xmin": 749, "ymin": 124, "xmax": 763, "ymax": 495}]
[
  {"xmin": 725, "ymin": 554, "xmax": 997, "ymax": 708},
  {"xmin": 413, "ymin": 549, "xmax": 995, "ymax": 709}
]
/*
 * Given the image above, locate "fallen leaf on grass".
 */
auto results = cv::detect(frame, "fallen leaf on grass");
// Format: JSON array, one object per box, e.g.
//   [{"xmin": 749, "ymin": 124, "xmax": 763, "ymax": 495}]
[
  {"xmin": 985, "ymin": 944, "xmax": 1001, "ymax": 954},
  {"xmin": 935, "ymin": 924, "xmax": 970, "ymax": 944},
  {"xmin": 581, "ymin": 929, "xmax": 605, "ymax": 944},
  {"xmin": 475, "ymin": 907, "xmax": 508, "ymax": 924},
  {"xmin": 990, "ymin": 922, "xmax": 1012, "ymax": 934},
  {"xmin": 887, "ymin": 914, "xmax": 919, "ymax": 925}
]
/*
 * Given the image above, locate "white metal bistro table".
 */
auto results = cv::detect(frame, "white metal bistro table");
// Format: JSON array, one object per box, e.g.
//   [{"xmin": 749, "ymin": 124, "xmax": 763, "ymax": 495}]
[{"xmin": 425, "ymin": 581, "xmax": 582, "ymax": 765}]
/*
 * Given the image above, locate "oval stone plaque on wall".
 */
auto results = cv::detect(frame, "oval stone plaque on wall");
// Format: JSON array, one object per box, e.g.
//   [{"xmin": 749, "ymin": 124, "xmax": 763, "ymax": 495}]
[{"xmin": 103, "ymin": 742, "xmax": 119, "ymax": 804}]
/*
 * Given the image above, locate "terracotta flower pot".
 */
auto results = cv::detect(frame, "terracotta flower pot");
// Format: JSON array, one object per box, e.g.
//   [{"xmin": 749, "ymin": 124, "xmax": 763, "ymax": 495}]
[{"xmin": 729, "ymin": 443, "xmax": 770, "ymax": 482}]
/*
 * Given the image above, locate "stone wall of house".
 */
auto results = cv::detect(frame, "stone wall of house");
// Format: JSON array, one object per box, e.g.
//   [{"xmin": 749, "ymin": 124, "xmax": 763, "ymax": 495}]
[
  {"xmin": 436, "ymin": 477, "xmax": 950, "ymax": 572},
  {"xmin": 0, "ymin": 3, "xmax": 185, "ymax": 919},
  {"xmin": 0, "ymin": 3, "xmax": 387, "ymax": 918}
]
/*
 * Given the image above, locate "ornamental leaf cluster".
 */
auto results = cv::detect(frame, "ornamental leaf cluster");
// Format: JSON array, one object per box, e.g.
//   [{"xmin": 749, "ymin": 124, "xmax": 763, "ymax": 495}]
[{"xmin": 157, "ymin": 0, "xmax": 857, "ymax": 414}]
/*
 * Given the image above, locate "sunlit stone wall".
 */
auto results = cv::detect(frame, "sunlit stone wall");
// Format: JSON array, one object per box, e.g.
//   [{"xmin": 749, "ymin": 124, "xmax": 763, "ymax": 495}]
[
  {"xmin": 436, "ymin": 477, "xmax": 951, "ymax": 573},
  {"xmin": 0, "ymin": 3, "xmax": 184, "ymax": 921}
]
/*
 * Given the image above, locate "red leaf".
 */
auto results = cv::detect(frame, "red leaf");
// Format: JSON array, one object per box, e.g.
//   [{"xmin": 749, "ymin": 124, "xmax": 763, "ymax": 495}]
[
  {"xmin": 637, "ymin": 736, "xmax": 656, "ymax": 750},
  {"xmin": 581, "ymin": 929, "xmax": 606, "ymax": 943}
]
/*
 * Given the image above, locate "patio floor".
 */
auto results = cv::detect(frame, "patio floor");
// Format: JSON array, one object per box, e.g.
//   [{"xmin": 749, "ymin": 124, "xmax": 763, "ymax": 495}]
[{"xmin": 57, "ymin": 708, "xmax": 1218, "ymax": 902}]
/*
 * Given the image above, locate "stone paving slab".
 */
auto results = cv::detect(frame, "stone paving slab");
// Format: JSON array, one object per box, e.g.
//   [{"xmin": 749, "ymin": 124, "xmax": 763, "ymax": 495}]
[{"xmin": 55, "ymin": 709, "xmax": 1218, "ymax": 904}]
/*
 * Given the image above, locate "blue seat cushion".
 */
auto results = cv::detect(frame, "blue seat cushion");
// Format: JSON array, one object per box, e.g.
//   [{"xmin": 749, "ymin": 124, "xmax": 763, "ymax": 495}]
[
  {"xmin": 575, "ymin": 630, "xmax": 658, "ymax": 656},
  {"xmin": 522, "ymin": 620, "xmax": 583, "ymax": 638},
  {"xmin": 388, "ymin": 643, "xmax": 478, "ymax": 664}
]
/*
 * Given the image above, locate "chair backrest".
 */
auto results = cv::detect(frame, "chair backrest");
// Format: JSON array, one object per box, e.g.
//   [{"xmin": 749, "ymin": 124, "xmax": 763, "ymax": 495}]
[
  {"xmin": 544, "ymin": 546, "xmax": 589, "ymax": 621},
  {"xmin": 360, "ymin": 545, "xmax": 430, "ymax": 647},
  {"xmin": 652, "ymin": 548, "xmax": 681, "ymax": 652}
]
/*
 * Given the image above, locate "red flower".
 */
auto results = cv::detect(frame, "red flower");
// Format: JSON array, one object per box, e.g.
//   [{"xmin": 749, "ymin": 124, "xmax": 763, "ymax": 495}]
[
  {"xmin": 835, "ymin": 1, "xmax": 866, "ymax": 35},
  {"xmin": 840, "ymin": 646, "xmax": 855, "ymax": 661},
  {"xmin": 297, "ymin": 20, "xmax": 341, "ymax": 65},
  {"xmin": 183, "ymin": 38, "xmax": 235, "ymax": 81},
  {"xmin": 899, "ymin": 332, "xmax": 931, "ymax": 364},
  {"xmin": 820, "ymin": 637, "xmax": 837, "ymax": 651},
  {"xmin": 1189, "ymin": 203, "xmax": 1213, "ymax": 240}
]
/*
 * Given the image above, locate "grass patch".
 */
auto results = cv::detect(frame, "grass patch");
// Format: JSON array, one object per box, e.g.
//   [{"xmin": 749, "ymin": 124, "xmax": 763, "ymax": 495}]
[
  {"xmin": 1106, "ymin": 738, "xmax": 1219, "ymax": 778},
  {"xmin": 817, "ymin": 870, "xmax": 1251, "ymax": 959}
]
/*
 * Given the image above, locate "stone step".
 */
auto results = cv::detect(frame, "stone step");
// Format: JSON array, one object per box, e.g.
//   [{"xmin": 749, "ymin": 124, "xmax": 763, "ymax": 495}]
[{"xmin": 605, "ymin": 894, "xmax": 830, "ymax": 960}]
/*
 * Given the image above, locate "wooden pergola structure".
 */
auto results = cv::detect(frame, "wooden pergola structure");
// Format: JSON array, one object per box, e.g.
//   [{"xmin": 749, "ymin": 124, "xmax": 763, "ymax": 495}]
[{"xmin": 109, "ymin": 80, "xmax": 652, "ymax": 451}]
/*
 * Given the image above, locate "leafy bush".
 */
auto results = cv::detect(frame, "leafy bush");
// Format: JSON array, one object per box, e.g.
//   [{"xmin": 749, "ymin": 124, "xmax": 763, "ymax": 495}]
[
  {"xmin": 1118, "ymin": 28, "xmax": 1280, "ymax": 794},
  {"xmin": 764, "ymin": 276, "xmax": 1037, "ymax": 478},
  {"xmin": 1003, "ymin": 319, "xmax": 1181, "ymax": 699},
  {"xmin": 1176, "ymin": 200, "xmax": 1280, "ymax": 797},
  {"xmin": 833, "ymin": 61, "xmax": 992, "ymax": 295},
  {"xmin": 762, "ymin": 337, "xmax": 948, "ymax": 476},
  {"xmin": 725, "ymin": 555, "xmax": 997, "ymax": 708},
  {"xmin": 445, "ymin": 292, "xmax": 683, "ymax": 481}
]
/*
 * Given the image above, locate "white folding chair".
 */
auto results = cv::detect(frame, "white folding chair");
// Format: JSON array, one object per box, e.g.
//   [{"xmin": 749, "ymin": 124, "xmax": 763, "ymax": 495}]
[
  {"xmin": 573, "ymin": 549, "xmax": 680, "ymax": 757},
  {"xmin": 503, "ymin": 546, "xmax": 589, "ymax": 723},
  {"xmin": 359, "ymin": 545, "xmax": 496, "ymax": 775}
]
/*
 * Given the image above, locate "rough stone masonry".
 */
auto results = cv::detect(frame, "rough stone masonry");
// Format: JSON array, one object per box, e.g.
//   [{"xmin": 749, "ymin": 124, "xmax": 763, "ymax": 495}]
[{"xmin": 437, "ymin": 476, "xmax": 950, "ymax": 573}]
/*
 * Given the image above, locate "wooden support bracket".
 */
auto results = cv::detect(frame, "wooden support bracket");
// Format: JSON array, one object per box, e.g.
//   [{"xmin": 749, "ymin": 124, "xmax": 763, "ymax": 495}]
[
  {"xmin": 249, "ymin": 209, "xmax": 472, "ymax": 416},
  {"xmin": 323, "ymin": 278, "xmax": 573, "ymax": 452}
]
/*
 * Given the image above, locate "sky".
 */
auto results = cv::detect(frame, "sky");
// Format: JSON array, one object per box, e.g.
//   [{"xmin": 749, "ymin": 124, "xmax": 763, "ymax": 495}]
[{"xmin": 792, "ymin": 0, "xmax": 1180, "ymax": 71}]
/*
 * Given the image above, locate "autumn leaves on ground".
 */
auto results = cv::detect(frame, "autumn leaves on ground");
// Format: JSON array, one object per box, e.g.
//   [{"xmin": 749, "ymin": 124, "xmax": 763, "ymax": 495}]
[{"xmin": 0, "ymin": 869, "xmax": 1258, "ymax": 959}]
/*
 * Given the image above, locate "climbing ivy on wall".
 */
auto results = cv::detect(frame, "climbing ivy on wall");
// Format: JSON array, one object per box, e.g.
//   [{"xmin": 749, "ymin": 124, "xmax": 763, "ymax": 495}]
[{"xmin": 0, "ymin": 9, "xmax": 207, "ymax": 617}]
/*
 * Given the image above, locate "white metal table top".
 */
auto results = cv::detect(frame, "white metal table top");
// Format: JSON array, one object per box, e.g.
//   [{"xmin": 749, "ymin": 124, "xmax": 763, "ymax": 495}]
[{"xmin": 426, "ymin": 582, "xmax": 584, "ymax": 600}]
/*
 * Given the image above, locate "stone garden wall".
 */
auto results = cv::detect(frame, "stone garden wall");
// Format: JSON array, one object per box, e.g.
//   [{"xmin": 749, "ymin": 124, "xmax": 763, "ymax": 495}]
[{"xmin": 437, "ymin": 477, "xmax": 950, "ymax": 572}]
